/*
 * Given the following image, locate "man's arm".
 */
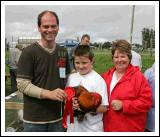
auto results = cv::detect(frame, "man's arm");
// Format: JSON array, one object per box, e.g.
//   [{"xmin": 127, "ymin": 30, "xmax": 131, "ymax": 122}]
[
  {"xmin": 16, "ymin": 78, "xmax": 67, "ymax": 101},
  {"xmin": 16, "ymin": 78, "xmax": 42, "ymax": 98}
]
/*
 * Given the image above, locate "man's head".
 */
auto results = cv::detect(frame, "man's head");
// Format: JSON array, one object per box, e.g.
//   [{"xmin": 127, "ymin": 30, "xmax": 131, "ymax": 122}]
[
  {"xmin": 37, "ymin": 10, "xmax": 59, "ymax": 42},
  {"xmin": 38, "ymin": 10, "xmax": 59, "ymax": 27},
  {"xmin": 80, "ymin": 34, "xmax": 90, "ymax": 46}
]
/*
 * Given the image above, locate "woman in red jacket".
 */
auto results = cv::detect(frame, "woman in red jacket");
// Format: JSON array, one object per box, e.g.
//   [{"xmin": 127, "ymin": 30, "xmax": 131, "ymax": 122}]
[{"xmin": 102, "ymin": 40, "xmax": 152, "ymax": 132}]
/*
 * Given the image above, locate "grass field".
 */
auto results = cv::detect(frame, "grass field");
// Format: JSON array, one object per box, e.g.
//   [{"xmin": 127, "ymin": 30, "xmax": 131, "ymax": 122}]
[{"xmin": 5, "ymin": 49, "xmax": 155, "ymax": 131}]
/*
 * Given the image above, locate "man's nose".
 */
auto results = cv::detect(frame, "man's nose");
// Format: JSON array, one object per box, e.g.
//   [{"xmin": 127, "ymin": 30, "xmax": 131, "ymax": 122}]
[{"xmin": 48, "ymin": 27, "xmax": 54, "ymax": 31}]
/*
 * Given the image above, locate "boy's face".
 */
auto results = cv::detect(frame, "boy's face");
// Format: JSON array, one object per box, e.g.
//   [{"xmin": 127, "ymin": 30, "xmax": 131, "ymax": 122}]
[{"xmin": 74, "ymin": 56, "xmax": 93, "ymax": 75}]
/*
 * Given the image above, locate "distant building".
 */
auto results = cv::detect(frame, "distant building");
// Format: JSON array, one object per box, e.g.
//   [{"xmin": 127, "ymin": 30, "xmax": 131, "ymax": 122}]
[
  {"xmin": 17, "ymin": 37, "xmax": 40, "ymax": 48},
  {"xmin": 10, "ymin": 41, "xmax": 18, "ymax": 48}
]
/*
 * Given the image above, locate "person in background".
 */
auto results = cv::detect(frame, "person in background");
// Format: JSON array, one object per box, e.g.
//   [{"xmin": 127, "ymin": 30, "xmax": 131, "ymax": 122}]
[
  {"xmin": 17, "ymin": 10, "xmax": 70, "ymax": 132},
  {"xmin": 131, "ymin": 50, "xmax": 142, "ymax": 70},
  {"xmin": 8, "ymin": 44, "xmax": 23, "ymax": 94},
  {"xmin": 66, "ymin": 45, "xmax": 108, "ymax": 132},
  {"xmin": 144, "ymin": 63, "xmax": 155, "ymax": 132},
  {"xmin": 102, "ymin": 39, "xmax": 152, "ymax": 132},
  {"xmin": 79, "ymin": 34, "xmax": 90, "ymax": 46}
]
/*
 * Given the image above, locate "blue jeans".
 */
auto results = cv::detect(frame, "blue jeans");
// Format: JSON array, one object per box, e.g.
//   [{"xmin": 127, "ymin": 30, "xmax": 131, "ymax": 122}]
[{"xmin": 23, "ymin": 120, "xmax": 66, "ymax": 132}]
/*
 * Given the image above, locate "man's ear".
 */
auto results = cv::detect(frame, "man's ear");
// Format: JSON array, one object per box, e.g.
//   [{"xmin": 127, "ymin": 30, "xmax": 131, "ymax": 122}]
[
  {"xmin": 38, "ymin": 26, "xmax": 41, "ymax": 33},
  {"xmin": 57, "ymin": 26, "xmax": 59, "ymax": 31}
]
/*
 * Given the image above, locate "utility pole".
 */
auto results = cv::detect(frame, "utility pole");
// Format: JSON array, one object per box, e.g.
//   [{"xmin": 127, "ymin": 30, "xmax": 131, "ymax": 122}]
[
  {"xmin": 12, "ymin": 36, "xmax": 14, "ymax": 48},
  {"xmin": 130, "ymin": 5, "xmax": 135, "ymax": 45}
]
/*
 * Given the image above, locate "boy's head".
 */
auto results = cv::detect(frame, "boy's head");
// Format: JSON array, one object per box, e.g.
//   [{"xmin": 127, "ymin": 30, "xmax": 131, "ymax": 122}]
[{"xmin": 73, "ymin": 45, "xmax": 94, "ymax": 75}]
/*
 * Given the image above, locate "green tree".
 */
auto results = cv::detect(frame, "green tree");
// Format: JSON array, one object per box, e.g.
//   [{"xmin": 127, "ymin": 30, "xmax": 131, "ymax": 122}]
[{"xmin": 142, "ymin": 28, "xmax": 155, "ymax": 50}]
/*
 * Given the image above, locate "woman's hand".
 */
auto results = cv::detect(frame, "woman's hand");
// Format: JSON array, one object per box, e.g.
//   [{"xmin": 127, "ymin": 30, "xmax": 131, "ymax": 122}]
[{"xmin": 111, "ymin": 100, "xmax": 123, "ymax": 111}]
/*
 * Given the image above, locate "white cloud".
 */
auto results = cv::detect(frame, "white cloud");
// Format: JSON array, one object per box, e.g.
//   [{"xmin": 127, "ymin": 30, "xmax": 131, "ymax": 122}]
[{"xmin": 5, "ymin": 4, "xmax": 155, "ymax": 44}]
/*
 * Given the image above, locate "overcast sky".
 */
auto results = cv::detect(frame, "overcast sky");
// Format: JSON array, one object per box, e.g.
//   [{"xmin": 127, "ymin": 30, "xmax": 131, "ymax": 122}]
[{"xmin": 4, "ymin": 3, "xmax": 156, "ymax": 44}]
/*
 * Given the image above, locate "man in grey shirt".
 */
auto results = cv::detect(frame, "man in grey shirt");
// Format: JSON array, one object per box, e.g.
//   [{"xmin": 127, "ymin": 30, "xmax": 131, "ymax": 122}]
[{"xmin": 9, "ymin": 44, "xmax": 23, "ymax": 93}]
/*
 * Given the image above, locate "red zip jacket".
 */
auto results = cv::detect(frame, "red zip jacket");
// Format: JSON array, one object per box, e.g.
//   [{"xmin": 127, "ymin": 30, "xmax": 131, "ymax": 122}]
[{"xmin": 102, "ymin": 64, "xmax": 152, "ymax": 132}]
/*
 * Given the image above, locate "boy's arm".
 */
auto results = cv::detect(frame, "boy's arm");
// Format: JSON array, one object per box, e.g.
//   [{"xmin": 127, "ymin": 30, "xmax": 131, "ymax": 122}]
[{"xmin": 96, "ymin": 105, "xmax": 108, "ymax": 113}]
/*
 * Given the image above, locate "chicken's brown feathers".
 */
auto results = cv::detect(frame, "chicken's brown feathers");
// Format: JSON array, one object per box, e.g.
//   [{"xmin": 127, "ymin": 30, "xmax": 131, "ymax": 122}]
[{"xmin": 74, "ymin": 85, "xmax": 88, "ymax": 97}]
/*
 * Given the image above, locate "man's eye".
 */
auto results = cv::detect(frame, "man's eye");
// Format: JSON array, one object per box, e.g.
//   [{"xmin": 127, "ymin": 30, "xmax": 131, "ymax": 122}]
[
  {"xmin": 43, "ymin": 26, "xmax": 49, "ymax": 29},
  {"xmin": 51, "ymin": 26, "xmax": 57, "ymax": 29}
]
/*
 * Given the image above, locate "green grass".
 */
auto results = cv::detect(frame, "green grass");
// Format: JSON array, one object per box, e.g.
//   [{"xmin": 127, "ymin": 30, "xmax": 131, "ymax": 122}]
[
  {"xmin": 5, "ymin": 50, "xmax": 10, "ymax": 73},
  {"xmin": 5, "ymin": 50, "xmax": 12, "ymax": 96},
  {"xmin": 94, "ymin": 50, "xmax": 114, "ymax": 74},
  {"xmin": 141, "ymin": 54, "xmax": 155, "ymax": 73}
]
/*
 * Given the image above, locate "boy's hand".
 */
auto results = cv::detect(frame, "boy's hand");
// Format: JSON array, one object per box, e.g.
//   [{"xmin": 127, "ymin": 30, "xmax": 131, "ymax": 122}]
[{"xmin": 72, "ymin": 97, "xmax": 80, "ymax": 110}]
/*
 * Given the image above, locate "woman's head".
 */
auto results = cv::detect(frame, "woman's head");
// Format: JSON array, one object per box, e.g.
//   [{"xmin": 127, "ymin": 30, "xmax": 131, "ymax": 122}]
[
  {"xmin": 111, "ymin": 40, "xmax": 132, "ymax": 72},
  {"xmin": 73, "ymin": 45, "xmax": 94, "ymax": 75},
  {"xmin": 112, "ymin": 40, "xmax": 132, "ymax": 61}
]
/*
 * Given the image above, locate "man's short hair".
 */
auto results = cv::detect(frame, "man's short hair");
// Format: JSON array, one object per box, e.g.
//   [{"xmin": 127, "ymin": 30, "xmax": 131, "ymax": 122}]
[
  {"xmin": 81, "ymin": 34, "xmax": 90, "ymax": 41},
  {"xmin": 37, "ymin": 10, "xmax": 59, "ymax": 27}
]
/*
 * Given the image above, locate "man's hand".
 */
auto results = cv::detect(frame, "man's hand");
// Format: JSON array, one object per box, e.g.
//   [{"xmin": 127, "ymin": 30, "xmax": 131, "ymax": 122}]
[{"xmin": 40, "ymin": 88, "xmax": 67, "ymax": 102}]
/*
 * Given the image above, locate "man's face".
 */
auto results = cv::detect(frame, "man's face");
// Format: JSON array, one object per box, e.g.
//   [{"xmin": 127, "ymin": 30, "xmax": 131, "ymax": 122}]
[
  {"xmin": 38, "ymin": 12, "xmax": 59, "ymax": 42},
  {"xmin": 81, "ymin": 37, "xmax": 90, "ymax": 45}
]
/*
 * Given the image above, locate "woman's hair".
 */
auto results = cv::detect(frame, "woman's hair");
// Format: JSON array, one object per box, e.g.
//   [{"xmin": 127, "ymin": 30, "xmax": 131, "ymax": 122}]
[
  {"xmin": 111, "ymin": 40, "xmax": 132, "ymax": 61},
  {"xmin": 74, "ymin": 45, "xmax": 94, "ymax": 61}
]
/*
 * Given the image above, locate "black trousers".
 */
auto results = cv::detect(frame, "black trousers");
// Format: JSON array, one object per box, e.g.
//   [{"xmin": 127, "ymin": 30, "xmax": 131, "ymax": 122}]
[{"xmin": 10, "ymin": 69, "xmax": 17, "ymax": 93}]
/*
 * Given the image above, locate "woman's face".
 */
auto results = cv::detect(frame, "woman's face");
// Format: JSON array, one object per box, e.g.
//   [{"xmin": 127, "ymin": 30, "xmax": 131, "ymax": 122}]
[
  {"xmin": 74, "ymin": 56, "xmax": 93, "ymax": 75},
  {"xmin": 113, "ymin": 50, "xmax": 130, "ymax": 73}
]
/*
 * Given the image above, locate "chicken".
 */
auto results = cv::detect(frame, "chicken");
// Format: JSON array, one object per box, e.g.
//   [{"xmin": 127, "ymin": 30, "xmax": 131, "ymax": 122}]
[
  {"xmin": 73, "ymin": 86, "xmax": 102, "ymax": 122},
  {"xmin": 74, "ymin": 86, "xmax": 88, "ymax": 98},
  {"xmin": 73, "ymin": 85, "xmax": 101, "ymax": 112},
  {"xmin": 78, "ymin": 91, "xmax": 102, "ymax": 112},
  {"xmin": 62, "ymin": 85, "xmax": 102, "ymax": 128}
]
